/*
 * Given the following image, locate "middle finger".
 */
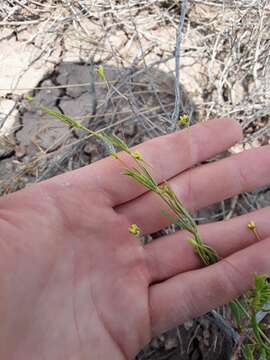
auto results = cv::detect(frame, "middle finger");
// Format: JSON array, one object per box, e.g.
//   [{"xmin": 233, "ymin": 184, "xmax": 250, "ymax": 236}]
[
  {"xmin": 116, "ymin": 145, "xmax": 270, "ymax": 234},
  {"xmin": 144, "ymin": 207, "xmax": 270, "ymax": 283}
]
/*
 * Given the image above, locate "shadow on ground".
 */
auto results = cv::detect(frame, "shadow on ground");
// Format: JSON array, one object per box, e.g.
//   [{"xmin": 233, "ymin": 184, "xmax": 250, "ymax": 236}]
[{"xmin": 0, "ymin": 62, "xmax": 237, "ymax": 359}]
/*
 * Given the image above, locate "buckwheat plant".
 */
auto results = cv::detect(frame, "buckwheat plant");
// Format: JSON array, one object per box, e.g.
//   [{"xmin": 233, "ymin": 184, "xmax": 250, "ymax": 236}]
[{"xmin": 26, "ymin": 87, "xmax": 270, "ymax": 359}]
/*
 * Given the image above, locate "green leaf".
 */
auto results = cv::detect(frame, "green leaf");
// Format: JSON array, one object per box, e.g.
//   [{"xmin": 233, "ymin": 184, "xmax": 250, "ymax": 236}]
[
  {"xmin": 229, "ymin": 301, "xmax": 245, "ymax": 329},
  {"xmin": 187, "ymin": 238, "xmax": 219, "ymax": 266},
  {"xmin": 96, "ymin": 65, "xmax": 106, "ymax": 81},
  {"xmin": 26, "ymin": 95, "xmax": 33, "ymax": 102},
  {"xmin": 242, "ymin": 344, "xmax": 255, "ymax": 360},
  {"xmin": 40, "ymin": 106, "xmax": 83, "ymax": 128},
  {"xmin": 161, "ymin": 210, "xmax": 182, "ymax": 228},
  {"xmin": 250, "ymin": 275, "xmax": 270, "ymax": 312},
  {"xmin": 103, "ymin": 134, "xmax": 130, "ymax": 153},
  {"xmin": 124, "ymin": 168, "xmax": 157, "ymax": 191}
]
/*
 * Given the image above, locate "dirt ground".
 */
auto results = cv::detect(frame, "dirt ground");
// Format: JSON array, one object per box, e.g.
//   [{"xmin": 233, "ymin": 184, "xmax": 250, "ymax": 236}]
[{"xmin": 0, "ymin": 1, "xmax": 270, "ymax": 359}]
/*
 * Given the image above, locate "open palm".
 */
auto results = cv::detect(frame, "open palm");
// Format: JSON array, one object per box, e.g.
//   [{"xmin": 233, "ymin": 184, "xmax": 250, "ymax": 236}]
[{"xmin": 1, "ymin": 119, "xmax": 270, "ymax": 360}]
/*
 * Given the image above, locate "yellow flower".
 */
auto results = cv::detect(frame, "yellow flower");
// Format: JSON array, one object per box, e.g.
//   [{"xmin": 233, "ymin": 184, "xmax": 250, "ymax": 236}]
[
  {"xmin": 129, "ymin": 224, "xmax": 140, "ymax": 236},
  {"xmin": 178, "ymin": 114, "xmax": 189, "ymax": 126},
  {"xmin": 131, "ymin": 151, "xmax": 143, "ymax": 160},
  {"xmin": 111, "ymin": 151, "xmax": 118, "ymax": 159},
  {"xmin": 247, "ymin": 221, "xmax": 256, "ymax": 231}
]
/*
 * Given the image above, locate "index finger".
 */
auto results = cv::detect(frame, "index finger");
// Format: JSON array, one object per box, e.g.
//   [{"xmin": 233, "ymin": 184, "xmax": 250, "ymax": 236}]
[{"xmin": 51, "ymin": 119, "xmax": 242, "ymax": 207}]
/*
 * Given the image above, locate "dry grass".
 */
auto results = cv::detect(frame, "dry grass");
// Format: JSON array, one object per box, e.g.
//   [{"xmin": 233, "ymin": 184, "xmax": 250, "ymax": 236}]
[
  {"xmin": 0, "ymin": 0, "xmax": 269, "ymax": 207},
  {"xmin": 0, "ymin": 0, "xmax": 269, "ymax": 211}
]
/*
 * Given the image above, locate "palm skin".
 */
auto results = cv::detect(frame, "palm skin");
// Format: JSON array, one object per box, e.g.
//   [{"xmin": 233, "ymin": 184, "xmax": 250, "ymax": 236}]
[
  {"xmin": 0, "ymin": 184, "xmax": 150, "ymax": 359},
  {"xmin": 0, "ymin": 119, "xmax": 270, "ymax": 360}
]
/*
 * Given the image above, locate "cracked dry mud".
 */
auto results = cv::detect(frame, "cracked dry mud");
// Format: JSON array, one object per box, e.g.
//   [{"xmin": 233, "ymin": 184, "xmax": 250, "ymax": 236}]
[{"xmin": 0, "ymin": 61, "xmax": 183, "ymax": 185}]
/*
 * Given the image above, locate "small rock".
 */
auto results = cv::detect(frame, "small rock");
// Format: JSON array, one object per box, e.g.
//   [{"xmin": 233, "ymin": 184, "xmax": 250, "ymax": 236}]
[
  {"xmin": 184, "ymin": 320, "xmax": 194, "ymax": 330},
  {"xmin": 83, "ymin": 143, "xmax": 93, "ymax": 155},
  {"xmin": 164, "ymin": 336, "xmax": 178, "ymax": 350},
  {"xmin": 150, "ymin": 338, "xmax": 160, "ymax": 349}
]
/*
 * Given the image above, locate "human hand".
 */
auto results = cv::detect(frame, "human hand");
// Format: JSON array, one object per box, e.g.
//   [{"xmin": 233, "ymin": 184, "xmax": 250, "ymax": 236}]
[{"xmin": 0, "ymin": 119, "xmax": 270, "ymax": 359}]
